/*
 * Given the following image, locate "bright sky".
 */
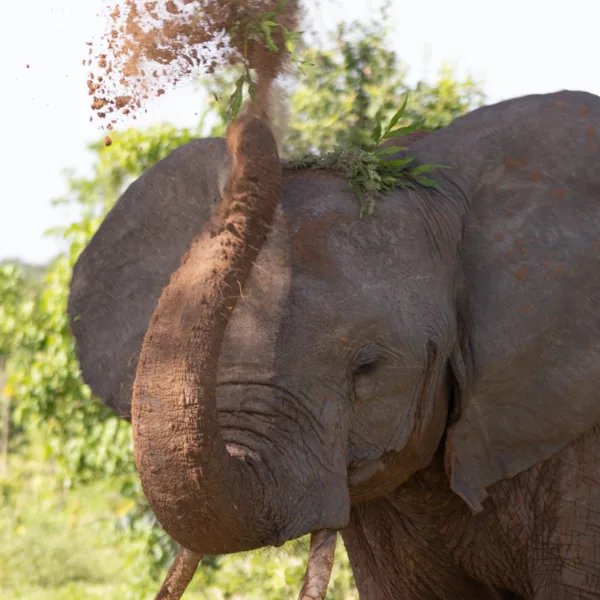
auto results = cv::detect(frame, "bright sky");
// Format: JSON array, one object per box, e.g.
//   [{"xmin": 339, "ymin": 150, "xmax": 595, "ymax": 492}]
[{"xmin": 3, "ymin": 0, "xmax": 599, "ymax": 264}]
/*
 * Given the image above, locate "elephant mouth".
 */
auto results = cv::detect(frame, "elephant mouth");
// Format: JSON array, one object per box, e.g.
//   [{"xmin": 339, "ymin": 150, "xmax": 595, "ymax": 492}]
[
  {"xmin": 215, "ymin": 381, "xmax": 351, "ymax": 537},
  {"xmin": 142, "ymin": 379, "xmax": 349, "ymax": 599}
]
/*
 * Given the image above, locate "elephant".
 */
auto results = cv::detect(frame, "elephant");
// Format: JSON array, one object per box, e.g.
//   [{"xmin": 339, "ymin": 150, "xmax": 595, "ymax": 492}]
[{"xmin": 68, "ymin": 89, "xmax": 600, "ymax": 599}]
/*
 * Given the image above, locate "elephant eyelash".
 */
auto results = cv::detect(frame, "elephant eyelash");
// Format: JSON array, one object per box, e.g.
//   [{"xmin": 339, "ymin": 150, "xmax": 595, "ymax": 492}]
[
  {"xmin": 354, "ymin": 361, "xmax": 380, "ymax": 378},
  {"xmin": 354, "ymin": 346, "xmax": 384, "ymax": 375}
]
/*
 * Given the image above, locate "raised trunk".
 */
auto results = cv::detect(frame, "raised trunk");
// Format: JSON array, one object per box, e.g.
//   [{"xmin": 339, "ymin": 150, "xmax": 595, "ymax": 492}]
[{"xmin": 131, "ymin": 105, "xmax": 284, "ymax": 554}]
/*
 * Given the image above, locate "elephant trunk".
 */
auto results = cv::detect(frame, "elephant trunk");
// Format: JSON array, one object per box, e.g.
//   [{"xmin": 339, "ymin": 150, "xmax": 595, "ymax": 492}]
[{"xmin": 131, "ymin": 105, "xmax": 284, "ymax": 554}]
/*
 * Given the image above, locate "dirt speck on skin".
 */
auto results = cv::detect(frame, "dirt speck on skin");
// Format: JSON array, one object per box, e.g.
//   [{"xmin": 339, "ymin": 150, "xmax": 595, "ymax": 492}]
[
  {"xmin": 515, "ymin": 267, "xmax": 528, "ymax": 281},
  {"xmin": 86, "ymin": 0, "xmax": 298, "ymax": 125}
]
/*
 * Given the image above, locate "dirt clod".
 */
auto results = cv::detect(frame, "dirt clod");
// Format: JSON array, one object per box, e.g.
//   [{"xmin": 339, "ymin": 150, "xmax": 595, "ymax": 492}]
[
  {"xmin": 86, "ymin": 0, "xmax": 298, "ymax": 125},
  {"xmin": 115, "ymin": 95, "xmax": 131, "ymax": 108},
  {"xmin": 92, "ymin": 97, "xmax": 108, "ymax": 110}
]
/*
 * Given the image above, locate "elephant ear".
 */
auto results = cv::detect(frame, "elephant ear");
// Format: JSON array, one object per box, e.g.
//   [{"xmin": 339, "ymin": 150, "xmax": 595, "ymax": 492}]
[
  {"xmin": 439, "ymin": 90, "xmax": 600, "ymax": 511},
  {"xmin": 68, "ymin": 137, "xmax": 229, "ymax": 420}
]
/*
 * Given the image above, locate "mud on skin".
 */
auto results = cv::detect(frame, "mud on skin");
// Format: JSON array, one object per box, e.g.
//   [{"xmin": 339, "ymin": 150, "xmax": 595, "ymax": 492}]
[{"xmin": 70, "ymin": 89, "xmax": 600, "ymax": 598}]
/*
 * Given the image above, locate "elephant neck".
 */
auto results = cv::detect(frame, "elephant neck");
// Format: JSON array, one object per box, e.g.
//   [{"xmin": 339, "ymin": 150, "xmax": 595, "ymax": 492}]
[{"xmin": 341, "ymin": 456, "xmax": 512, "ymax": 599}]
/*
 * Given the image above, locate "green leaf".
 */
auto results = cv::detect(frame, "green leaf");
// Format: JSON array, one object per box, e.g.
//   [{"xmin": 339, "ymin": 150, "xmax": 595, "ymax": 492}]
[
  {"xmin": 247, "ymin": 77, "xmax": 257, "ymax": 102},
  {"xmin": 374, "ymin": 145, "xmax": 408, "ymax": 156},
  {"xmin": 382, "ymin": 124, "xmax": 419, "ymax": 139},
  {"xmin": 384, "ymin": 156, "xmax": 415, "ymax": 168},
  {"xmin": 414, "ymin": 175, "xmax": 440, "ymax": 187},
  {"xmin": 264, "ymin": 0, "xmax": 289, "ymax": 21},
  {"xmin": 382, "ymin": 94, "xmax": 408, "ymax": 137},
  {"xmin": 373, "ymin": 118, "xmax": 382, "ymax": 145},
  {"xmin": 349, "ymin": 181, "xmax": 363, "ymax": 198},
  {"xmin": 228, "ymin": 75, "xmax": 245, "ymax": 121},
  {"xmin": 410, "ymin": 164, "xmax": 448, "ymax": 175},
  {"xmin": 263, "ymin": 30, "xmax": 278, "ymax": 53}
]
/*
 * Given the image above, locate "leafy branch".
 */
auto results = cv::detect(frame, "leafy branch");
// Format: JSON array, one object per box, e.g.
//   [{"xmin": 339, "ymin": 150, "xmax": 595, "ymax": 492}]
[
  {"xmin": 226, "ymin": 0, "xmax": 303, "ymax": 121},
  {"xmin": 286, "ymin": 95, "xmax": 447, "ymax": 216}
]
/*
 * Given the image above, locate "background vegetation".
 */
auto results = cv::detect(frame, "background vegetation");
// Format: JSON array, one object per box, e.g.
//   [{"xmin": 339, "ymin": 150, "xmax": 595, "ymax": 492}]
[{"xmin": 0, "ymin": 11, "xmax": 484, "ymax": 599}]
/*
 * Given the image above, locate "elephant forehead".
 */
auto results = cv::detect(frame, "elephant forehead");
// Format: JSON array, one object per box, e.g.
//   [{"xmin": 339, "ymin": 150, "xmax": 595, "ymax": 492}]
[{"xmin": 292, "ymin": 211, "xmax": 344, "ymax": 276}]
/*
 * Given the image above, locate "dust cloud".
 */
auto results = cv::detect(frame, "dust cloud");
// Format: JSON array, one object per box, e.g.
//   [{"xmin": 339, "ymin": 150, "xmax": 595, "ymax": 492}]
[{"xmin": 86, "ymin": 0, "xmax": 298, "ymax": 127}]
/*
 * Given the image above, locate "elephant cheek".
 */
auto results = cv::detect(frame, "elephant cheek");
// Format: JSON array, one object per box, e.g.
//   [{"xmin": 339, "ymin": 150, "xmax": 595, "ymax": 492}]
[{"xmin": 347, "ymin": 372, "xmax": 451, "ymax": 504}]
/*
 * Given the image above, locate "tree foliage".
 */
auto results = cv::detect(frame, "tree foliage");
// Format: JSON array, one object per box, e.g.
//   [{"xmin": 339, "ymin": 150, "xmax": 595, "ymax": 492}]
[
  {"xmin": 0, "ymin": 9, "xmax": 485, "ymax": 598},
  {"xmin": 200, "ymin": 13, "xmax": 484, "ymax": 157},
  {"xmin": 0, "ymin": 266, "xmax": 32, "ymax": 361}
]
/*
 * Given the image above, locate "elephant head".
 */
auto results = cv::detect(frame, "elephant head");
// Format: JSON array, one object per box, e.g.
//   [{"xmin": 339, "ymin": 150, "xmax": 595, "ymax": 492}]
[{"xmin": 68, "ymin": 90, "xmax": 600, "ymax": 596}]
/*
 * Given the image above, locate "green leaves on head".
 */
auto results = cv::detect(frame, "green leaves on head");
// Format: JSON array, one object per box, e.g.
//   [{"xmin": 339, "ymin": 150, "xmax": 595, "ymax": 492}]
[{"xmin": 287, "ymin": 95, "xmax": 447, "ymax": 217}]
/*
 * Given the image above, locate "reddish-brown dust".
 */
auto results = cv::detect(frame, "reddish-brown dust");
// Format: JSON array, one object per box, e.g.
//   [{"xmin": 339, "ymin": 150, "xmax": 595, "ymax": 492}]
[{"xmin": 87, "ymin": 0, "xmax": 299, "ymax": 125}]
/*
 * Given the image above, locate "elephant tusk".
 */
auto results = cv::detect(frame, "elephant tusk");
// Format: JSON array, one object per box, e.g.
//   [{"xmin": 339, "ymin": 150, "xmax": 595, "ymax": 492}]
[
  {"xmin": 154, "ymin": 547, "xmax": 202, "ymax": 600},
  {"xmin": 154, "ymin": 530, "xmax": 337, "ymax": 600},
  {"xmin": 298, "ymin": 529, "xmax": 338, "ymax": 600}
]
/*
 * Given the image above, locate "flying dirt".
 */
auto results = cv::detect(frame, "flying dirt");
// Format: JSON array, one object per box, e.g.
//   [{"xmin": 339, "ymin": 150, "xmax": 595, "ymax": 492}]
[{"xmin": 86, "ymin": 0, "xmax": 298, "ymax": 126}]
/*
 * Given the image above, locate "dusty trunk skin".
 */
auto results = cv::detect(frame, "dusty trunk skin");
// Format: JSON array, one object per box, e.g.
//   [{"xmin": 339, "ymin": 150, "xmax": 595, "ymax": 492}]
[{"xmin": 131, "ymin": 105, "xmax": 284, "ymax": 554}]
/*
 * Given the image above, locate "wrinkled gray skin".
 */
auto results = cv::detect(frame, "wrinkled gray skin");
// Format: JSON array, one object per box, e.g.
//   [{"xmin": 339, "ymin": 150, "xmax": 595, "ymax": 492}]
[{"xmin": 69, "ymin": 90, "xmax": 600, "ymax": 598}]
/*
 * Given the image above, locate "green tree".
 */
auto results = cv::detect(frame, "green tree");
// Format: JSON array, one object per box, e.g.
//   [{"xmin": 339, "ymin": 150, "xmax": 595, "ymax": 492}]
[
  {"xmin": 200, "ymin": 13, "xmax": 484, "ymax": 156},
  {"xmin": 0, "ymin": 260, "xmax": 47, "ymax": 288},
  {"xmin": 283, "ymin": 23, "xmax": 483, "ymax": 155},
  {"xmin": 0, "ymin": 264, "xmax": 39, "ymax": 471},
  {"xmin": 0, "ymin": 266, "xmax": 30, "ymax": 360}
]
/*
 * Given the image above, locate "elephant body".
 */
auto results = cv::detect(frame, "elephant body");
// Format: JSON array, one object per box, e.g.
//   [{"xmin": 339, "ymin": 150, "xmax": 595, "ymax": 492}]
[
  {"xmin": 69, "ymin": 90, "xmax": 600, "ymax": 598},
  {"xmin": 345, "ymin": 426, "xmax": 600, "ymax": 599}
]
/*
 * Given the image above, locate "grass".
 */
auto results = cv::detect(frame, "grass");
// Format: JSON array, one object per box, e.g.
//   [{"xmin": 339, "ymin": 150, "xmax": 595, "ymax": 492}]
[
  {"xmin": 0, "ymin": 454, "xmax": 357, "ymax": 599},
  {"xmin": 0, "ymin": 457, "xmax": 125, "ymax": 599}
]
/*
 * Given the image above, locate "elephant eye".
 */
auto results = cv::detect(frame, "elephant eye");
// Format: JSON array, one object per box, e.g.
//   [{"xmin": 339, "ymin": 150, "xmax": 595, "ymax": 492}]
[
  {"xmin": 353, "ymin": 344, "xmax": 384, "ymax": 380},
  {"xmin": 354, "ymin": 360, "xmax": 380, "ymax": 378},
  {"xmin": 352, "ymin": 357, "xmax": 385, "ymax": 403}
]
